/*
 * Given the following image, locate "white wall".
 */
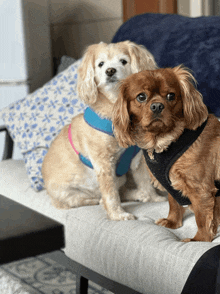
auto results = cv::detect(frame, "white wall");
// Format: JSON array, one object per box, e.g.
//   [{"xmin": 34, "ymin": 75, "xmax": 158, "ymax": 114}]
[
  {"xmin": 178, "ymin": 0, "xmax": 214, "ymax": 16},
  {"xmin": 50, "ymin": 0, "xmax": 123, "ymax": 60},
  {"xmin": 190, "ymin": 0, "xmax": 203, "ymax": 16}
]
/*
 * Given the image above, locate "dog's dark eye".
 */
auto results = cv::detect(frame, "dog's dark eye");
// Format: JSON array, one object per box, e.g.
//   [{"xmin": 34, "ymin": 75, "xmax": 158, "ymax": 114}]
[
  {"xmin": 98, "ymin": 62, "xmax": 104, "ymax": 68},
  {"xmin": 166, "ymin": 93, "xmax": 175, "ymax": 101},
  {"xmin": 120, "ymin": 59, "xmax": 127, "ymax": 65},
  {"xmin": 136, "ymin": 93, "xmax": 147, "ymax": 103}
]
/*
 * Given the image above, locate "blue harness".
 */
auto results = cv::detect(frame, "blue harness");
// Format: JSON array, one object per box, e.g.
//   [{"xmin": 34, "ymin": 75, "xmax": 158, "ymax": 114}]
[{"xmin": 75, "ymin": 107, "xmax": 140, "ymax": 177}]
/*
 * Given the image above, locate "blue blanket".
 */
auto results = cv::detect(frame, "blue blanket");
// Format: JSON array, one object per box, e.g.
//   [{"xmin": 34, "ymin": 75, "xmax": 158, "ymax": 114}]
[{"xmin": 112, "ymin": 13, "xmax": 220, "ymax": 116}]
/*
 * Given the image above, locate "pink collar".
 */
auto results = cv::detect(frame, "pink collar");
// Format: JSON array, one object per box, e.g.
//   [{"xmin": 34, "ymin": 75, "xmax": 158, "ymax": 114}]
[{"xmin": 68, "ymin": 124, "xmax": 79, "ymax": 155}]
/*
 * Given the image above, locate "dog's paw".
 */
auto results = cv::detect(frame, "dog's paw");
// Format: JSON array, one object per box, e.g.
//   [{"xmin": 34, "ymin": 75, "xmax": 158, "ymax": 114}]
[
  {"xmin": 181, "ymin": 238, "xmax": 192, "ymax": 242},
  {"xmin": 122, "ymin": 189, "xmax": 167, "ymax": 203},
  {"xmin": 181, "ymin": 235, "xmax": 213, "ymax": 242},
  {"xmin": 155, "ymin": 218, "xmax": 182, "ymax": 229},
  {"xmin": 151, "ymin": 194, "xmax": 167, "ymax": 202},
  {"xmin": 51, "ymin": 198, "xmax": 71, "ymax": 209},
  {"xmin": 134, "ymin": 191, "xmax": 151, "ymax": 202},
  {"xmin": 136, "ymin": 188, "xmax": 167, "ymax": 203},
  {"xmin": 109, "ymin": 211, "xmax": 136, "ymax": 221}
]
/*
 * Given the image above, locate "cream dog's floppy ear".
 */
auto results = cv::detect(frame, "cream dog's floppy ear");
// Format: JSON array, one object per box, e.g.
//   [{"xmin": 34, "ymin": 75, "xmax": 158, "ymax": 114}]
[
  {"xmin": 113, "ymin": 81, "xmax": 135, "ymax": 148},
  {"xmin": 173, "ymin": 65, "xmax": 208, "ymax": 130},
  {"xmin": 77, "ymin": 44, "xmax": 99, "ymax": 105},
  {"xmin": 126, "ymin": 41, "xmax": 157, "ymax": 72}
]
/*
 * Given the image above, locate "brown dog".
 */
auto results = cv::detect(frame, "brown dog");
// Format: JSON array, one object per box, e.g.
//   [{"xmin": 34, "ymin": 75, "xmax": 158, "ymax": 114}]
[{"xmin": 113, "ymin": 65, "xmax": 220, "ymax": 241}]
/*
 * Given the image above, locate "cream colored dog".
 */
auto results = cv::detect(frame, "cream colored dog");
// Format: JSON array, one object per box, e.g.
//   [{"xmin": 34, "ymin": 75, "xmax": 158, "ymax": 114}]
[{"xmin": 42, "ymin": 41, "xmax": 165, "ymax": 221}]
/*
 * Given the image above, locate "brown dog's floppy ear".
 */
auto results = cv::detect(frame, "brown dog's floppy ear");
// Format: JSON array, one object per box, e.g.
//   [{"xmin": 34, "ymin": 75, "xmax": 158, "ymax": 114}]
[
  {"xmin": 77, "ymin": 44, "xmax": 99, "ymax": 105},
  {"xmin": 126, "ymin": 41, "xmax": 158, "ymax": 73},
  {"xmin": 173, "ymin": 65, "xmax": 208, "ymax": 130},
  {"xmin": 113, "ymin": 82, "xmax": 135, "ymax": 148}
]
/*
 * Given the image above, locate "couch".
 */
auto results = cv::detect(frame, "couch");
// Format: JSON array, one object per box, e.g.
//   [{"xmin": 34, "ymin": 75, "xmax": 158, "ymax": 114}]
[{"xmin": 1, "ymin": 13, "xmax": 220, "ymax": 294}]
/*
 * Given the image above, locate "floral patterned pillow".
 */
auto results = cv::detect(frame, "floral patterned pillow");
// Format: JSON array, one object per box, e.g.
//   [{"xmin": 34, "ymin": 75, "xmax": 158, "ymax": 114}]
[{"xmin": 0, "ymin": 58, "xmax": 86, "ymax": 191}]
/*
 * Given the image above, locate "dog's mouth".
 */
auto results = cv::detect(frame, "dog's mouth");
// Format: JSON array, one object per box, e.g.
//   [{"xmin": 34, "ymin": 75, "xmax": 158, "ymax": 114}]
[
  {"xmin": 139, "ymin": 115, "xmax": 165, "ymax": 129},
  {"xmin": 144, "ymin": 118, "xmax": 166, "ymax": 132},
  {"xmin": 106, "ymin": 76, "xmax": 118, "ymax": 83},
  {"xmin": 149, "ymin": 117, "xmax": 164, "ymax": 126},
  {"xmin": 151, "ymin": 117, "xmax": 163, "ymax": 123},
  {"xmin": 149, "ymin": 116, "xmax": 164, "ymax": 125}
]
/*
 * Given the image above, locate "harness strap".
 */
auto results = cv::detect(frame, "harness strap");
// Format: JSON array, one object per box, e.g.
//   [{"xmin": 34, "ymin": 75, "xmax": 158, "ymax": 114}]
[
  {"xmin": 68, "ymin": 111, "xmax": 141, "ymax": 177},
  {"xmin": 116, "ymin": 145, "xmax": 140, "ymax": 176},
  {"xmin": 68, "ymin": 124, "xmax": 79, "ymax": 155},
  {"xmin": 143, "ymin": 119, "xmax": 214, "ymax": 206},
  {"xmin": 84, "ymin": 107, "xmax": 114, "ymax": 136},
  {"xmin": 68, "ymin": 124, "xmax": 93, "ymax": 168}
]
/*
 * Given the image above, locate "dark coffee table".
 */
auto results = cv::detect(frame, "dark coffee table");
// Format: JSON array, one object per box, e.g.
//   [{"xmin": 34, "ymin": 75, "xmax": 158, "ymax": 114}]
[{"xmin": 0, "ymin": 194, "xmax": 65, "ymax": 264}]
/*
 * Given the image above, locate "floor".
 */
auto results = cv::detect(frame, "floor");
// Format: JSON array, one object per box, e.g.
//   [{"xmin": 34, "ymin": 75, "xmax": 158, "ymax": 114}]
[{"xmin": 0, "ymin": 254, "xmax": 113, "ymax": 294}]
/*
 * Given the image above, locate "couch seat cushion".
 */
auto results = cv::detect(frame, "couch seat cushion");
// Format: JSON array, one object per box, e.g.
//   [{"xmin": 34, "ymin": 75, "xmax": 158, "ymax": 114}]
[
  {"xmin": 0, "ymin": 159, "xmax": 68, "ymax": 225},
  {"xmin": 1, "ymin": 159, "xmax": 220, "ymax": 294}
]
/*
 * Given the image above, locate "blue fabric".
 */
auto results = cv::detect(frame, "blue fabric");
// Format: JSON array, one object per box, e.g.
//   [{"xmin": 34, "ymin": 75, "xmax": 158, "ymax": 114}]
[
  {"xmin": 116, "ymin": 145, "xmax": 140, "ymax": 177},
  {"xmin": 84, "ymin": 107, "xmax": 114, "ymax": 136},
  {"xmin": 79, "ymin": 145, "xmax": 140, "ymax": 177},
  {"xmin": 80, "ymin": 107, "xmax": 141, "ymax": 176},
  {"xmin": 112, "ymin": 13, "xmax": 220, "ymax": 117},
  {"xmin": 79, "ymin": 154, "xmax": 94, "ymax": 169}
]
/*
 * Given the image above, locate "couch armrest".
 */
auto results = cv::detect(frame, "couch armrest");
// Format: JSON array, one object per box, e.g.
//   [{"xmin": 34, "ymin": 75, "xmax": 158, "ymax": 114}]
[{"xmin": 0, "ymin": 126, "xmax": 14, "ymax": 160}]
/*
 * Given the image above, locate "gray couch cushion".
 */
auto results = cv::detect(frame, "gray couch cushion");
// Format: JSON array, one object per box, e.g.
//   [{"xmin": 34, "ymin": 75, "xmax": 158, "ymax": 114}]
[
  {"xmin": 0, "ymin": 159, "xmax": 68, "ymax": 225},
  {"xmin": 1, "ymin": 159, "xmax": 220, "ymax": 294}
]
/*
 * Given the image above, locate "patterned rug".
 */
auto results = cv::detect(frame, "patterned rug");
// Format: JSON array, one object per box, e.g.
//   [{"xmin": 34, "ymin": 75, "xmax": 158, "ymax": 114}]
[{"xmin": 0, "ymin": 255, "xmax": 113, "ymax": 294}]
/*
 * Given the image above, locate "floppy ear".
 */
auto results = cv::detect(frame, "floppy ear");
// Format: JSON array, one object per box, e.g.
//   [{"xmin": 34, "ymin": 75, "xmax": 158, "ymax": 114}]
[
  {"xmin": 126, "ymin": 41, "xmax": 157, "ymax": 73},
  {"xmin": 112, "ymin": 82, "xmax": 136, "ymax": 148},
  {"xmin": 173, "ymin": 65, "xmax": 208, "ymax": 130},
  {"xmin": 77, "ymin": 44, "xmax": 99, "ymax": 105}
]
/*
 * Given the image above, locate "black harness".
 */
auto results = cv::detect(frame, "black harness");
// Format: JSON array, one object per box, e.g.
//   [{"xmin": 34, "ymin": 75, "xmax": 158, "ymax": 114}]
[{"xmin": 143, "ymin": 119, "xmax": 220, "ymax": 206}]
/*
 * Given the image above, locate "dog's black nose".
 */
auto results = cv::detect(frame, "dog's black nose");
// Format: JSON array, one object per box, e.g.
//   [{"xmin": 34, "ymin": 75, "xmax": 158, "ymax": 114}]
[
  {"xmin": 150, "ymin": 103, "xmax": 164, "ymax": 114},
  {"xmin": 106, "ymin": 68, "xmax": 116, "ymax": 77}
]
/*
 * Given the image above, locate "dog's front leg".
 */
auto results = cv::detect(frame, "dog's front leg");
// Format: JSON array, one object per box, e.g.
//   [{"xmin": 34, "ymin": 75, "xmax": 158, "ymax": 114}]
[
  {"xmin": 156, "ymin": 193, "xmax": 185, "ymax": 229},
  {"xmin": 127, "ymin": 153, "xmax": 167, "ymax": 202},
  {"xmin": 182, "ymin": 192, "xmax": 218, "ymax": 242},
  {"xmin": 95, "ymin": 162, "xmax": 136, "ymax": 221}
]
